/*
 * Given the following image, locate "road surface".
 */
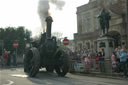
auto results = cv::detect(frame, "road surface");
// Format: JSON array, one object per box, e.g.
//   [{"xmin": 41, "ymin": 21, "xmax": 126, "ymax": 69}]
[{"xmin": 0, "ymin": 67, "xmax": 128, "ymax": 85}]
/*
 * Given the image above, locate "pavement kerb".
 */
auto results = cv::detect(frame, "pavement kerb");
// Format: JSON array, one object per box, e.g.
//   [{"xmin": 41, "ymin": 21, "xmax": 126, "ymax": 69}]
[{"xmin": 70, "ymin": 72, "xmax": 128, "ymax": 80}]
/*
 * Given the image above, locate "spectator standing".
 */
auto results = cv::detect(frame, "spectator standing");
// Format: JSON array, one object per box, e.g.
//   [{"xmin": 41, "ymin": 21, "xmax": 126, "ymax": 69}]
[
  {"xmin": 95, "ymin": 51, "xmax": 100, "ymax": 70},
  {"xmin": 127, "ymin": 49, "xmax": 128, "ymax": 71},
  {"xmin": 120, "ymin": 48, "xmax": 127, "ymax": 78},
  {"xmin": 111, "ymin": 52, "xmax": 116, "ymax": 72},
  {"xmin": 85, "ymin": 56, "xmax": 90, "ymax": 73},
  {"xmin": 3, "ymin": 49, "xmax": 8, "ymax": 66},
  {"xmin": 115, "ymin": 46, "xmax": 121, "ymax": 62},
  {"xmin": 12, "ymin": 51, "xmax": 16, "ymax": 66},
  {"xmin": 76, "ymin": 50, "xmax": 81, "ymax": 61},
  {"xmin": 7, "ymin": 51, "xmax": 11, "ymax": 66},
  {"xmin": 115, "ymin": 46, "xmax": 122, "ymax": 72},
  {"xmin": 73, "ymin": 61, "xmax": 77, "ymax": 72},
  {"xmin": 81, "ymin": 56, "xmax": 85, "ymax": 63},
  {"xmin": 99, "ymin": 48, "xmax": 105, "ymax": 72}
]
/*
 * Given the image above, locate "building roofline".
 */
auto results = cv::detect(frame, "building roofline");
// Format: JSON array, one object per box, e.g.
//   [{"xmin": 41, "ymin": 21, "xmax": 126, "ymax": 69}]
[{"xmin": 77, "ymin": 1, "xmax": 98, "ymax": 14}]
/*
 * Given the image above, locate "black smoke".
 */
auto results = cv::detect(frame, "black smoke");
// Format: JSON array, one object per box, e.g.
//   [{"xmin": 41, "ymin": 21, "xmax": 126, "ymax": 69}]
[{"xmin": 38, "ymin": 0, "xmax": 65, "ymax": 32}]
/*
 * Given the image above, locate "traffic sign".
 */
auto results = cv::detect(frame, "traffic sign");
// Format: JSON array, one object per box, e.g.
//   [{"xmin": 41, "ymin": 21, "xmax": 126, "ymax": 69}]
[
  {"xmin": 13, "ymin": 42, "xmax": 19, "ymax": 48},
  {"xmin": 63, "ymin": 37, "xmax": 69, "ymax": 45}
]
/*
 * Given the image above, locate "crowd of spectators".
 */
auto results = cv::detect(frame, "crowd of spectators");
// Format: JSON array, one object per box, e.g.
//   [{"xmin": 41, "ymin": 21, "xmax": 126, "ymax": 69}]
[
  {"xmin": 0, "ymin": 49, "xmax": 16, "ymax": 67},
  {"xmin": 67, "ymin": 46, "xmax": 128, "ymax": 77},
  {"xmin": 111, "ymin": 46, "xmax": 128, "ymax": 77}
]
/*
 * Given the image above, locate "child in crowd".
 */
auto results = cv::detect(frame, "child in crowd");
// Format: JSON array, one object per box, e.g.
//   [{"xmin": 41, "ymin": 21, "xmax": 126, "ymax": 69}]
[
  {"xmin": 111, "ymin": 52, "xmax": 116, "ymax": 72},
  {"xmin": 85, "ymin": 56, "xmax": 90, "ymax": 73},
  {"xmin": 95, "ymin": 52, "xmax": 100, "ymax": 70}
]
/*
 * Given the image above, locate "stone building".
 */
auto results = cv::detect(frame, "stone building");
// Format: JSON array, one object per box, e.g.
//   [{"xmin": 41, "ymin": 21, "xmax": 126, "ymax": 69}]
[{"xmin": 74, "ymin": 0, "xmax": 128, "ymax": 51}]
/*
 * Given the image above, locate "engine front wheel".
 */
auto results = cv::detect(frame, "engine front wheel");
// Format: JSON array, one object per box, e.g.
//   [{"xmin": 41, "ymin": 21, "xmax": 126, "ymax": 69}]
[
  {"xmin": 55, "ymin": 50, "xmax": 69, "ymax": 77},
  {"xmin": 46, "ymin": 66, "xmax": 54, "ymax": 72},
  {"xmin": 29, "ymin": 63, "xmax": 39, "ymax": 77},
  {"xmin": 24, "ymin": 47, "xmax": 40, "ymax": 77},
  {"xmin": 24, "ymin": 50, "xmax": 32, "ymax": 73},
  {"xmin": 55, "ymin": 65, "xmax": 69, "ymax": 77}
]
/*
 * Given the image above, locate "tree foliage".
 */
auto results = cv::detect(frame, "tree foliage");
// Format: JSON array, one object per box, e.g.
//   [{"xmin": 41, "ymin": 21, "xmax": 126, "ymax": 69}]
[
  {"xmin": 52, "ymin": 32, "xmax": 63, "ymax": 39},
  {"xmin": 0, "ymin": 26, "xmax": 32, "ymax": 54}
]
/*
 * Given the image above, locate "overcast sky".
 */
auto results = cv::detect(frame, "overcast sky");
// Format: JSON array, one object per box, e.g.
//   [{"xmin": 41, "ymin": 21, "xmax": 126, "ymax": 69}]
[{"xmin": 0, "ymin": 0, "xmax": 89, "ymax": 39}]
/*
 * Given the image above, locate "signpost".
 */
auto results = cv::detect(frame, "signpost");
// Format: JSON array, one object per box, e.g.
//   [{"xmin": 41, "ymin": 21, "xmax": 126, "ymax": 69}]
[
  {"xmin": 13, "ymin": 42, "xmax": 19, "ymax": 48},
  {"xmin": 63, "ymin": 37, "xmax": 69, "ymax": 45}
]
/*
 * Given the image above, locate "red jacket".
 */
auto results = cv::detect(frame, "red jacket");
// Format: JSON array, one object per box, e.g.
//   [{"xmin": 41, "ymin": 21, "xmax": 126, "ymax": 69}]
[{"xmin": 4, "ymin": 51, "xmax": 8, "ymax": 60}]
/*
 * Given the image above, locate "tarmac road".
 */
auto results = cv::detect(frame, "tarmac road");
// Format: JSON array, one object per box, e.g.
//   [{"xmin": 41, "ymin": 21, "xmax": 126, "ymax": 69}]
[{"xmin": 0, "ymin": 67, "xmax": 128, "ymax": 85}]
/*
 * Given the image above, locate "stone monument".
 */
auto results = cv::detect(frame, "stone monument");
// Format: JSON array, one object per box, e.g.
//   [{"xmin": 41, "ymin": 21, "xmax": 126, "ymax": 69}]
[
  {"xmin": 98, "ymin": 9, "xmax": 111, "ymax": 36},
  {"xmin": 97, "ymin": 9, "xmax": 114, "ymax": 73}
]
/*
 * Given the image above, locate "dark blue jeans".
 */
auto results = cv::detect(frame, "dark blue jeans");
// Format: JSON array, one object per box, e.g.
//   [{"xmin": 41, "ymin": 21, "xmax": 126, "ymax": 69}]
[
  {"xmin": 120, "ymin": 62, "xmax": 127, "ymax": 76},
  {"xmin": 99, "ymin": 61, "xmax": 105, "ymax": 72},
  {"xmin": 12, "ymin": 56, "xmax": 16, "ymax": 66}
]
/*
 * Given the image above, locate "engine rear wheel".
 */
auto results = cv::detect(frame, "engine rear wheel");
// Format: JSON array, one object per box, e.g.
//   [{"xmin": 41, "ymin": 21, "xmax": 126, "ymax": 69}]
[{"xmin": 24, "ymin": 50, "xmax": 32, "ymax": 73}]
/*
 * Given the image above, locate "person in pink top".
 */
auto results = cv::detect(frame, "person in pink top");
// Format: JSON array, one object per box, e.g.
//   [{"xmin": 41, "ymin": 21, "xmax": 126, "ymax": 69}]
[
  {"xmin": 85, "ymin": 56, "xmax": 90, "ymax": 73},
  {"xmin": 95, "ymin": 51, "xmax": 100, "ymax": 70},
  {"xmin": 81, "ymin": 56, "xmax": 85, "ymax": 63},
  {"xmin": 111, "ymin": 52, "xmax": 116, "ymax": 72}
]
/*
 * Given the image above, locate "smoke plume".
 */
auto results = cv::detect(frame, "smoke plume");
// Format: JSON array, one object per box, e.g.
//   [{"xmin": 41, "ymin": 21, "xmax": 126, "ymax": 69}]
[
  {"xmin": 50, "ymin": 0, "xmax": 65, "ymax": 10},
  {"xmin": 38, "ymin": 0, "xmax": 65, "ymax": 32}
]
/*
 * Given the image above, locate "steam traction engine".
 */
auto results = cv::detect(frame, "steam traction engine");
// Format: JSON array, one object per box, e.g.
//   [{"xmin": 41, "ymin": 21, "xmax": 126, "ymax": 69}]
[{"xmin": 24, "ymin": 16, "xmax": 69, "ymax": 77}]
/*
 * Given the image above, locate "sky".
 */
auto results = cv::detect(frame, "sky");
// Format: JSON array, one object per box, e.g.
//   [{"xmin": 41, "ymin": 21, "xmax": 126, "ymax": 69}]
[{"xmin": 0, "ymin": 0, "xmax": 89, "ymax": 39}]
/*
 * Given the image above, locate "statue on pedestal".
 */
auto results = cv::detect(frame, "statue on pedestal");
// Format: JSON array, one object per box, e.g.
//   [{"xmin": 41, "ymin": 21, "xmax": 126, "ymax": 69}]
[{"xmin": 98, "ymin": 9, "xmax": 111, "ymax": 35}]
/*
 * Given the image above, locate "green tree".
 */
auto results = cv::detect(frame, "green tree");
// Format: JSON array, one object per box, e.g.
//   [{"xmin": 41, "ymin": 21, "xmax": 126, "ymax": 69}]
[
  {"xmin": 52, "ymin": 32, "xmax": 63, "ymax": 39},
  {"xmin": 0, "ymin": 26, "xmax": 32, "ymax": 55}
]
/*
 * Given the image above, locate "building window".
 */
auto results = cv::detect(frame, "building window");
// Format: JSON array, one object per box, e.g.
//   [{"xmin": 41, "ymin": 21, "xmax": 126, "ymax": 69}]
[
  {"xmin": 83, "ymin": 18, "xmax": 86, "ymax": 33},
  {"xmin": 78, "ymin": 15, "xmax": 82, "ymax": 34},
  {"xmin": 78, "ymin": 43, "xmax": 82, "ymax": 50},
  {"xmin": 95, "ymin": 18, "xmax": 100, "ymax": 29},
  {"xmin": 82, "ymin": 13, "xmax": 91, "ymax": 33},
  {"xmin": 94, "ymin": 41, "xmax": 97, "ymax": 51},
  {"xmin": 99, "ymin": 42, "xmax": 106, "ymax": 48},
  {"xmin": 94, "ymin": 10, "xmax": 100, "ymax": 30},
  {"xmin": 86, "ymin": 18, "xmax": 91, "ymax": 32},
  {"xmin": 86, "ymin": 42, "xmax": 90, "ymax": 49},
  {"xmin": 83, "ymin": 18, "xmax": 91, "ymax": 33}
]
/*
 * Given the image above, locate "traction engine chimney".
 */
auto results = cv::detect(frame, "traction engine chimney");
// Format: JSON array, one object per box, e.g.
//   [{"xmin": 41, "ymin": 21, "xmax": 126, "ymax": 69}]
[{"xmin": 45, "ymin": 16, "xmax": 53, "ymax": 39}]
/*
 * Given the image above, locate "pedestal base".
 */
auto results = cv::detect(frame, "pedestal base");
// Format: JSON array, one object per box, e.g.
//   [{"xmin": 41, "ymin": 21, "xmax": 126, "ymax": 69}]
[{"xmin": 97, "ymin": 36, "xmax": 115, "ymax": 73}]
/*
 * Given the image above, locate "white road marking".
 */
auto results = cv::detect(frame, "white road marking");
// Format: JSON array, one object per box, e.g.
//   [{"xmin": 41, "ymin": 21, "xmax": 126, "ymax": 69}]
[
  {"xmin": 11, "ymin": 74, "xmax": 28, "ymax": 78},
  {"xmin": 3, "ymin": 80, "xmax": 14, "ymax": 85}
]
